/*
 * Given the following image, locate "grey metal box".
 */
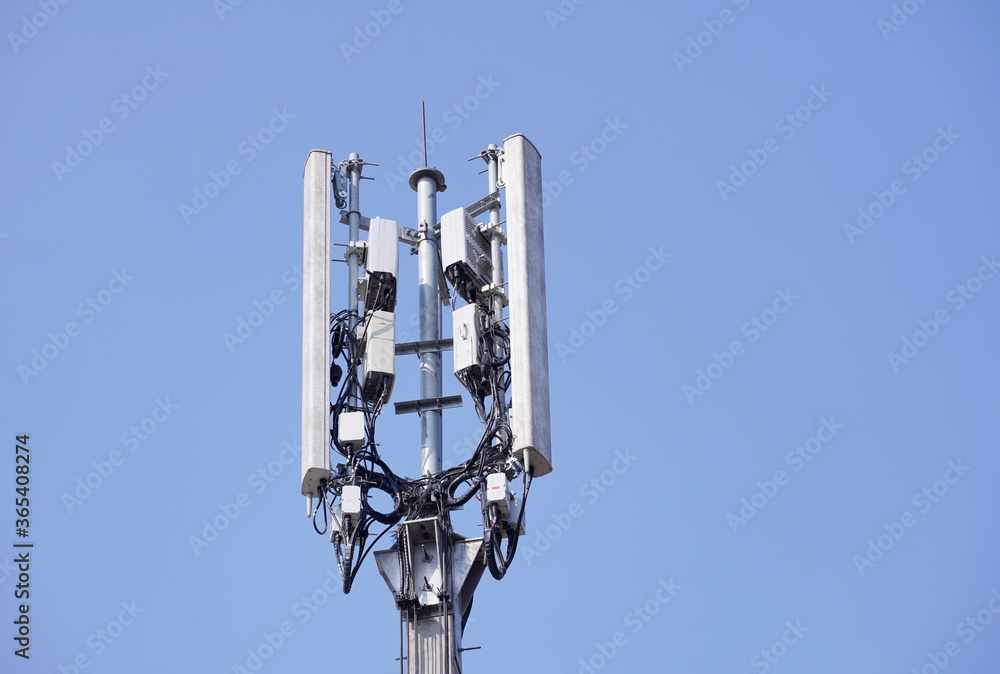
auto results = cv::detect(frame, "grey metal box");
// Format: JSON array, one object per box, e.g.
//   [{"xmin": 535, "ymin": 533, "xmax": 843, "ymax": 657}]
[{"xmin": 441, "ymin": 207, "xmax": 491, "ymax": 301}]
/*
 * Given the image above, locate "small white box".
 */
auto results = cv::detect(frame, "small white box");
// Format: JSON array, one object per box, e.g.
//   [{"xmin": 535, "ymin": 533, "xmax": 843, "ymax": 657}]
[
  {"xmin": 453, "ymin": 303, "xmax": 483, "ymax": 378},
  {"xmin": 486, "ymin": 473, "xmax": 512, "ymax": 517},
  {"xmin": 338, "ymin": 411, "xmax": 365, "ymax": 447},
  {"xmin": 342, "ymin": 485, "xmax": 362, "ymax": 516}
]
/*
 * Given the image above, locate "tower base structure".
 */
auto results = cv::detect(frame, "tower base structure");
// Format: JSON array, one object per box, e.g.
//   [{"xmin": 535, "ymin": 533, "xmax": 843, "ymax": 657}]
[{"xmin": 376, "ymin": 517, "xmax": 486, "ymax": 673}]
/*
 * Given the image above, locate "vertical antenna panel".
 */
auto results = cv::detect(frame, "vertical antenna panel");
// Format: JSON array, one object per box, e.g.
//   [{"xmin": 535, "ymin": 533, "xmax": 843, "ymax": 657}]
[
  {"xmin": 301, "ymin": 149, "xmax": 332, "ymax": 496},
  {"xmin": 503, "ymin": 134, "xmax": 552, "ymax": 477}
]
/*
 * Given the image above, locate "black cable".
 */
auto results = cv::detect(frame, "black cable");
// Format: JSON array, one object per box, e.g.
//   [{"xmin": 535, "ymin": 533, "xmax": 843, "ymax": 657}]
[
  {"xmin": 312, "ymin": 487, "xmax": 330, "ymax": 535},
  {"xmin": 360, "ymin": 472, "xmax": 404, "ymax": 525},
  {"xmin": 446, "ymin": 473, "xmax": 487, "ymax": 509},
  {"xmin": 315, "ymin": 271, "xmax": 534, "ymax": 589},
  {"xmin": 334, "ymin": 511, "xmax": 369, "ymax": 594},
  {"xmin": 349, "ymin": 522, "xmax": 396, "ymax": 586},
  {"xmin": 483, "ymin": 467, "xmax": 533, "ymax": 580}
]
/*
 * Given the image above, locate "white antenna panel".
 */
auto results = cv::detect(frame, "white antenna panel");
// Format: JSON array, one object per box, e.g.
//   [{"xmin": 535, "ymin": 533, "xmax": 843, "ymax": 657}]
[
  {"xmin": 503, "ymin": 134, "xmax": 552, "ymax": 477},
  {"xmin": 301, "ymin": 149, "xmax": 332, "ymax": 496}
]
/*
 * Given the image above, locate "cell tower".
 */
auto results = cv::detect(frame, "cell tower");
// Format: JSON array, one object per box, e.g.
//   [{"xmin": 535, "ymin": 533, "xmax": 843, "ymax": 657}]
[{"xmin": 300, "ymin": 117, "xmax": 551, "ymax": 673}]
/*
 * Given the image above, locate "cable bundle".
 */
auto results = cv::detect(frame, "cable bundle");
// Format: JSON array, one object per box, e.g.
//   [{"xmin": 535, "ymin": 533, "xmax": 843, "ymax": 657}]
[{"xmin": 311, "ymin": 280, "xmax": 530, "ymax": 593}]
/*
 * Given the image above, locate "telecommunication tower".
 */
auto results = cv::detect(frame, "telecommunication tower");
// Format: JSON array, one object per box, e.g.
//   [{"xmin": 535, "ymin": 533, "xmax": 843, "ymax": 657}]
[{"xmin": 300, "ymin": 116, "xmax": 551, "ymax": 673}]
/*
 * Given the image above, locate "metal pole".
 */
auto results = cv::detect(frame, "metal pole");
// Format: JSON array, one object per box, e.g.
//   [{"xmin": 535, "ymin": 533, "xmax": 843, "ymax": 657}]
[
  {"xmin": 405, "ymin": 164, "xmax": 457, "ymax": 674},
  {"xmin": 421, "ymin": 101, "xmax": 428, "ymax": 166},
  {"xmin": 411, "ymin": 167, "xmax": 446, "ymax": 476},
  {"xmin": 484, "ymin": 144, "xmax": 508, "ymax": 418},
  {"xmin": 486, "ymin": 144, "xmax": 504, "ymax": 295},
  {"xmin": 346, "ymin": 153, "xmax": 363, "ymax": 409}
]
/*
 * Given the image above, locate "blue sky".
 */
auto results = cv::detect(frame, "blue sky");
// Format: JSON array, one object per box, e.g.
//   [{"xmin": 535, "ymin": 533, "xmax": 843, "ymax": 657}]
[{"xmin": 2, "ymin": 1, "xmax": 999, "ymax": 672}]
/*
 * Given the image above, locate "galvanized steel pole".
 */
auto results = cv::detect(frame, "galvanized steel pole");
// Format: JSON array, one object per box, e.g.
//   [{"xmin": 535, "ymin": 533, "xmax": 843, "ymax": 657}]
[
  {"xmin": 346, "ymin": 153, "xmax": 363, "ymax": 409},
  {"xmin": 410, "ymin": 167, "xmax": 446, "ymax": 476},
  {"xmin": 406, "ymin": 165, "xmax": 455, "ymax": 672},
  {"xmin": 486, "ymin": 145, "xmax": 504, "ymax": 310}
]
